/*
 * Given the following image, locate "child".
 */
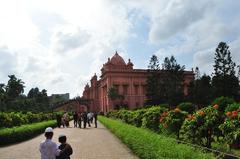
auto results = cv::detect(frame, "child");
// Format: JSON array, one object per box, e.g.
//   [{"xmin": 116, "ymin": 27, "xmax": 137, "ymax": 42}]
[{"xmin": 57, "ymin": 134, "xmax": 73, "ymax": 159}]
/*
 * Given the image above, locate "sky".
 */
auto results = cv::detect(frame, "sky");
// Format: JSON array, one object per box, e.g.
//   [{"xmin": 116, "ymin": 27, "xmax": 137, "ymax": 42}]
[{"xmin": 0, "ymin": 0, "xmax": 240, "ymax": 98}]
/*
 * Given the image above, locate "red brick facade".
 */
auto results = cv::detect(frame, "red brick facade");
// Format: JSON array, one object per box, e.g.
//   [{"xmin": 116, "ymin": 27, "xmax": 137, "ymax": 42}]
[{"xmin": 82, "ymin": 52, "xmax": 194, "ymax": 113}]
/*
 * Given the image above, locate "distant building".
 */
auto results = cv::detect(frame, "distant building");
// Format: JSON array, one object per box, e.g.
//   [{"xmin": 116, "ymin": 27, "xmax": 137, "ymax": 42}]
[{"xmin": 82, "ymin": 52, "xmax": 194, "ymax": 113}]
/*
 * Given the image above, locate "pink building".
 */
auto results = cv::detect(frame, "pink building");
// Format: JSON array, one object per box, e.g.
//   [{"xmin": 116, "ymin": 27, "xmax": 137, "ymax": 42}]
[{"xmin": 82, "ymin": 52, "xmax": 194, "ymax": 113}]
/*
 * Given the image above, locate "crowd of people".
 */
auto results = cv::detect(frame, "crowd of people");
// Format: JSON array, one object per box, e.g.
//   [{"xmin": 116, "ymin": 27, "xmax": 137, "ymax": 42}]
[
  {"xmin": 56, "ymin": 111, "xmax": 98, "ymax": 129},
  {"xmin": 73, "ymin": 111, "xmax": 98, "ymax": 128}
]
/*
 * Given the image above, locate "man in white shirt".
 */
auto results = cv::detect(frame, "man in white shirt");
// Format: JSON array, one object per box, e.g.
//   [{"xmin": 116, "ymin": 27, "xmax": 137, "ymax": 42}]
[{"xmin": 39, "ymin": 127, "xmax": 60, "ymax": 159}]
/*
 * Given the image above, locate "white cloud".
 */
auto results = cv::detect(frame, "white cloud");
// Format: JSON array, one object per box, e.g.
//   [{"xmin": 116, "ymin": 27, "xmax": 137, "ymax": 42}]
[
  {"xmin": 0, "ymin": 0, "xmax": 239, "ymax": 98},
  {"xmin": 0, "ymin": 0, "xmax": 134, "ymax": 97}
]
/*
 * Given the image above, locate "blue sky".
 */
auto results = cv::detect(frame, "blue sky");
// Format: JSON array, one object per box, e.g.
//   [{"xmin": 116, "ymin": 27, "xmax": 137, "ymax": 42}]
[{"xmin": 0, "ymin": 0, "xmax": 239, "ymax": 97}]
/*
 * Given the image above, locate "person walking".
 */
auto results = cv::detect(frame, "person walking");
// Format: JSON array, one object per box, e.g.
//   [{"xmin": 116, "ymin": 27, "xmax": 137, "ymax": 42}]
[
  {"xmin": 78, "ymin": 112, "xmax": 82, "ymax": 128},
  {"xmin": 83, "ymin": 112, "xmax": 88, "ymax": 128},
  {"xmin": 93, "ymin": 112, "xmax": 98, "ymax": 128},
  {"xmin": 56, "ymin": 114, "xmax": 62, "ymax": 128},
  {"xmin": 39, "ymin": 127, "xmax": 60, "ymax": 159},
  {"xmin": 63, "ymin": 112, "xmax": 69, "ymax": 127},
  {"xmin": 87, "ymin": 112, "xmax": 92, "ymax": 127},
  {"xmin": 73, "ymin": 112, "xmax": 78, "ymax": 128}
]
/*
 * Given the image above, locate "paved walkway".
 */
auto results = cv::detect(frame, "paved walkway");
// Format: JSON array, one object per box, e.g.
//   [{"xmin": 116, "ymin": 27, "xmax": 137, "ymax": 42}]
[{"xmin": 0, "ymin": 121, "xmax": 139, "ymax": 159}]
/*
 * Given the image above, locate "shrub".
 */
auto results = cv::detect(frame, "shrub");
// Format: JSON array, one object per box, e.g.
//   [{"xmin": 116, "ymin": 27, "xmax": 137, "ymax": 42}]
[
  {"xmin": 0, "ymin": 113, "xmax": 13, "ymax": 127},
  {"xmin": 142, "ymin": 106, "xmax": 167, "ymax": 132},
  {"xmin": 0, "ymin": 120, "xmax": 57, "ymax": 146},
  {"xmin": 180, "ymin": 105, "xmax": 224, "ymax": 148},
  {"xmin": 0, "ymin": 112, "xmax": 55, "ymax": 128},
  {"xmin": 219, "ymin": 106, "xmax": 240, "ymax": 149},
  {"xmin": 212, "ymin": 96, "xmax": 235, "ymax": 112},
  {"xmin": 132, "ymin": 109, "xmax": 148, "ymax": 127},
  {"xmin": 160, "ymin": 108, "xmax": 188, "ymax": 138},
  {"xmin": 178, "ymin": 102, "xmax": 196, "ymax": 114}
]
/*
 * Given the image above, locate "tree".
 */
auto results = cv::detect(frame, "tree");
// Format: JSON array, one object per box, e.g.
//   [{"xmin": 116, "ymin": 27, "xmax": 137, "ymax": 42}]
[
  {"xmin": 108, "ymin": 86, "xmax": 119, "ymax": 101},
  {"xmin": 146, "ymin": 55, "xmax": 162, "ymax": 105},
  {"xmin": 212, "ymin": 42, "xmax": 239, "ymax": 99},
  {"xmin": 5, "ymin": 75, "xmax": 25, "ymax": 99},
  {"xmin": 108, "ymin": 86, "xmax": 125, "ymax": 109},
  {"xmin": 27, "ymin": 87, "xmax": 40, "ymax": 98},
  {"xmin": 162, "ymin": 56, "xmax": 185, "ymax": 106},
  {"xmin": 188, "ymin": 74, "xmax": 212, "ymax": 106},
  {"xmin": 0, "ymin": 84, "xmax": 6, "ymax": 101}
]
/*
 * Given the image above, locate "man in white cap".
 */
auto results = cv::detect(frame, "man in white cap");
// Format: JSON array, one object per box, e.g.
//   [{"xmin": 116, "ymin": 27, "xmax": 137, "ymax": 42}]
[{"xmin": 39, "ymin": 127, "xmax": 60, "ymax": 159}]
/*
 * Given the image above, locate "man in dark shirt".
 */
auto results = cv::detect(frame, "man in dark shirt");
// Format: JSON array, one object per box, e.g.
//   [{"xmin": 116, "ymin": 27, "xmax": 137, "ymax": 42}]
[
  {"xmin": 73, "ymin": 112, "xmax": 78, "ymax": 128},
  {"xmin": 93, "ymin": 112, "xmax": 98, "ymax": 128}
]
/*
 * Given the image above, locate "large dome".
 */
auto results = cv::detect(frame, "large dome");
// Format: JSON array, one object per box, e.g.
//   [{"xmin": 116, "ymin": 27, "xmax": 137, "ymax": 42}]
[{"xmin": 110, "ymin": 52, "xmax": 126, "ymax": 65}]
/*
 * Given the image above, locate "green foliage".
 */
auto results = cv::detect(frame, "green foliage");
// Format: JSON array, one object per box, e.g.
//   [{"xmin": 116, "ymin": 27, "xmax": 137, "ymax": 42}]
[
  {"xmin": 106, "ymin": 106, "xmax": 167, "ymax": 131},
  {"xmin": 5, "ymin": 75, "xmax": 25, "ymax": 99},
  {"xmin": 142, "ymin": 106, "xmax": 167, "ymax": 131},
  {"xmin": 160, "ymin": 108, "xmax": 188, "ymax": 138},
  {"xmin": 178, "ymin": 102, "xmax": 195, "ymax": 114},
  {"xmin": 212, "ymin": 42, "xmax": 239, "ymax": 99},
  {"xmin": 213, "ymin": 42, "xmax": 236, "ymax": 77},
  {"xmin": 108, "ymin": 86, "xmax": 119, "ymax": 101},
  {"xmin": 212, "ymin": 96, "xmax": 235, "ymax": 112},
  {"xmin": 188, "ymin": 74, "xmax": 212, "ymax": 106},
  {"xmin": 146, "ymin": 55, "xmax": 186, "ymax": 106},
  {"xmin": 225, "ymin": 103, "xmax": 240, "ymax": 112},
  {"xmin": 99, "ymin": 116, "xmax": 214, "ymax": 159},
  {"xmin": 0, "ymin": 120, "xmax": 56, "ymax": 146},
  {"xmin": 162, "ymin": 56, "xmax": 185, "ymax": 106},
  {"xmin": 180, "ymin": 105, "xmax": 223, "ymax": 148},
  {"xmin": 220, "ymin": 104, "xmax": 240, "ymax": 148},
  {"xmin": 0, "ymin": 75, "xmax": 51, "ymax": 112},
  {"xmin": 0, "ymin": 112, "xmax": 55, "ymax": 128},
  {"xmin": 131, "ymin": 109, "xmax": 148, "ymax": 127},
  {"xmin": 146, "ymin": 55, "xmax": 162, "ymax": 105}
]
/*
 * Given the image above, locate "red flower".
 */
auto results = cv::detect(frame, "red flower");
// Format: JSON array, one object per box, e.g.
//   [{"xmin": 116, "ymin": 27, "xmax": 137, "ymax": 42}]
[{"xmin": 232, "ymin": 111, "xmax": 238, "ymax": 118}]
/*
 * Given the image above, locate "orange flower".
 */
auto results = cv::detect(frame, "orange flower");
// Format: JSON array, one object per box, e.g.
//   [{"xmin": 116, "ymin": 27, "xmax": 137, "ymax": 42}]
[
  {"xmin": 174, "ymin": 108, "xmax": 181, "ymax": 113},
  {"xmin": 226, "ymin": 112, "xmax": 232, "ymax": 117},
  {"xmin": 198, "ymin": 111, "xmax": 205, "ymax": 116},
  {"xmin": 161, "ymin": 112, "xmax": 168, "ymax": 117},
  {"xmin": 192, "ymin": 115, "xmax": 196, "ymax": 120},
  {"xmin": 213, "ymin": 104, "xmax": 219, "ymax": 109}
]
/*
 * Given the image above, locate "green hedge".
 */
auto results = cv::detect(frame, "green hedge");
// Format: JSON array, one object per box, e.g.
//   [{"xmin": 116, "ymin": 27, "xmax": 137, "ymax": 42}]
[
  {"xmin": 106, "ymin": 106, "xmax": 167, "ymax": 131},
  {"xmin": 99, "ymin": 116, "xmax": 214, "ymax": 159},
  {"xmin": 0, "ymin": 120, "xmax": 57, "ymax": 146},
  {"xmin": 0, "ymin": 112, "xmax": 56, "ymax": 128}
]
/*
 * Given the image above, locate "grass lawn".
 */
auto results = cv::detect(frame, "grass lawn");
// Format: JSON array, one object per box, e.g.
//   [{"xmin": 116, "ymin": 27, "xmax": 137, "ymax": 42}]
[{"xmin": 99, "ymin": 116, "xmax": 214, "ymax": 159}]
